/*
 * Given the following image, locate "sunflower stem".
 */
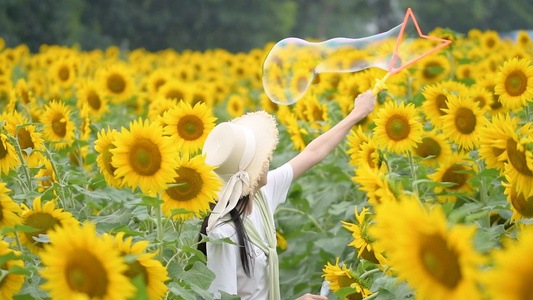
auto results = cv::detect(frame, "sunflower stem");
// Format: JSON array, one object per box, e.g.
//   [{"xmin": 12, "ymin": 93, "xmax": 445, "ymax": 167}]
[
  {"xmin": 44, "ymin": 149, "xmax": 70, "ymax": 209},
  {"xmin": 275, "ymin": 207, "xmax": 325, "ymax": 233},
  {"xmin": 14, "ymin": 232, "xmax": 23, "ymax": 253},
  {"xmin": 8, "ymin": 134, "xmax": 33, "ymax": 193},
  {"xmin": 477, "ymin": 160, "xmax": 488, "ymax": 204},
  {"xmin": 407, "ymin": 152, "xmax": 419, "ymax": 198},
  {"xmin": 363, "ymin": 291, "xmax": 379, "ymax": 300},
  {"xmin": 155, "ymin": 195, "xmax": 164, "ymax": 261},
  {"xmin": 359, "ymin": 268, "xmax": 381, "ymax": 280},
  {"xmin": 526, "ymin": 105, "xmax": 531, "ymax": 122}
]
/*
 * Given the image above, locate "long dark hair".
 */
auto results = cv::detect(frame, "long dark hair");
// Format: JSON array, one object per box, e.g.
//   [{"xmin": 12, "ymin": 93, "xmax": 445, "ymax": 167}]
[{"xmin": 198, "ymin": 194, "xmax": 252, "ymax": 276}]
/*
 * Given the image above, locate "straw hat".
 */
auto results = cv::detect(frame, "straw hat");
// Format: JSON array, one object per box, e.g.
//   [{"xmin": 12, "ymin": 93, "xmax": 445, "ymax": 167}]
[{"xmin": 202, "ymin": 111, "xmax": 279, "ymax": 230}]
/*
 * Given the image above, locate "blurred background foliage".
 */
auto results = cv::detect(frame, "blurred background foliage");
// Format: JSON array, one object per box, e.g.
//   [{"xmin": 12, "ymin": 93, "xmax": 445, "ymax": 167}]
[{"xmin": 0, "ymin": 0, "xmax": 532, "ymax": 53}]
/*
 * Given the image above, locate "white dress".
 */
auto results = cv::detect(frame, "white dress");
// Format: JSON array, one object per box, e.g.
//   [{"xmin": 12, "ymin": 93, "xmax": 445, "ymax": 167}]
[{"xmin": 207, "ymin": 163, "xmax": 293, "ymax": 299}]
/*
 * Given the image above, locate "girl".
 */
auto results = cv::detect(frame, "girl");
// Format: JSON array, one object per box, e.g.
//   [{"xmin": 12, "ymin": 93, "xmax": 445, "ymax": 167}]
[{"xmin": 200, "ymin": 90, "xmax": 377, "ymax": 300}]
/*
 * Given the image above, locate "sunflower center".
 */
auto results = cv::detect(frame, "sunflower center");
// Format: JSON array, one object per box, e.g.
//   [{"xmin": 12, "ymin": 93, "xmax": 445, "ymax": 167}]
[
  {"xmin": 0, "ymin": 139, "xmax": 8, "ymax": 159},
  {"xmin": 166, "ymin": 167, "xmax": 202, "ymax": 201},
  {"xmin": 312, "ymin": 106, "xmax": 325, "ymax": 121},
  {"xmin": 473, "ymin": 95, "xmax": 486, "ymax": 108},
  {"xmin": 129, "ymin": 138, "xmax": 162, "ymax": 176},
  {"xmin": 24, "ymin": 212, "xmax": 60, "ymax": 247},
  {"xmin": 58, "ymin": 66, "xmax": 70, "ymax": 82},
  {"xmin": 505, "ymin": 70, "xmax": 527, "ymax": 97},
  {"xmin": 51, "ymin": 114, "xmax": 67, "ymax": 138},
  {"xmin": 509, "ymin": 189, "xmax": 533, "ymax": 218},
  {"xmin": 337, "ymin": 274, "xmax": 355, "ymax": 289},
  {"xmin": 20, "ymin": 89, "xmax": 30, "ymax": 104},
  {"xmin": 103, "ymin": 145, "xmax": 117, "ymax": 175},
  {"xmin": 165, "ymin": 89, "xmax": 184, "ymax": 101},
  {"xmin": 124, "ymin": 260, "xmax": 149, "ymax": 285},
  {"xmin": 385, "ymin": 115, "xmax": 410, "ymax": 141},
  {"xmin": 18, "ymin": 128, "xmax": 35, "ymax": 150},
  {"xmin": 366, "ymin": 148, "xmax": 377, "ymax": 169},
  {"xmin": 423, "ymin": 62, "xmax": 443, "ymax": 80},
  {"xmin": 415, "ymin": 137, "xmax": 441, "ymax": 159},
  {"xmin": 442, "ymin": 163, "xmax": 468, "ymax": 190},
  {"xmin": 87, "ymin": 90, "xmax": 102, "ymax": 110},
  {"xmin": 107, "ymin": 74, "xmax": 126, "ymax": 94},
  {"xmin": 177, "ymin": 115, "xmax": 204, "ymax": 141},
  {"xmin": 419, "ymin": 233, "xmax": 462, "ymax": 290},
  {"xmin": 454, "ymin": 107, "xmax": 476, "ymax": 134},
  {"xmin": 507, "ymin": 138, "xmax": 533, "ymax": 176},
  {"xmin": 65, "ymin": 250, "xmax": 109, "ymax": 297},
  {"xmin": 436, "ymin": 94, "xmax": 449, "ymax": 115},
  {"xmin": 154, "ymin": 79, "xmax": 166, "ymax": 92},
  {"xmin": 296, "ymin": 76, "xmax": 309, "ymax": 94}
]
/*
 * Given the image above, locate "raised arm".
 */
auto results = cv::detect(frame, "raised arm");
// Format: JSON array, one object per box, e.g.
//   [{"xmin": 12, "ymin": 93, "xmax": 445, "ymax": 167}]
[{"xmin": 288, "ymin": 90, "xmax": 377, "ymax": 180}]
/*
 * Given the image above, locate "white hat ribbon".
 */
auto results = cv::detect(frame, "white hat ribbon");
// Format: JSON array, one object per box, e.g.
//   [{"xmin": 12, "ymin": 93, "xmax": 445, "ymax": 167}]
[{"xmin": 207, "ymin": 126, "xmax": 256, "ymax": 231}]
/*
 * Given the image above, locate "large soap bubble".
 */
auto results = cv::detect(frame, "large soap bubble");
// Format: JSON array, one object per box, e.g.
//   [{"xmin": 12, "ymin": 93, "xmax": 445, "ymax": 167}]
[{"xmin": 262, "ymin": 8, "xmax": 451, "ymax": 105}]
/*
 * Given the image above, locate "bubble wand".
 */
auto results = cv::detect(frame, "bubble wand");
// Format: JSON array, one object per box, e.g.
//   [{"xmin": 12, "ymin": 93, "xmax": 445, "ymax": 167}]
[
  {"xmin": 262, "ymin": 8, "xmax": 452, "ymax": 104},
  {"xmin": 370, "ymin": 8, "xmax": 452, "ymax": 95}
]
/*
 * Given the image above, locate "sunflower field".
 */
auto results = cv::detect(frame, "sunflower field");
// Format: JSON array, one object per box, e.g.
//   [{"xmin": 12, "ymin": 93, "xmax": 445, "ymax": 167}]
[{"xmin": 0, "ymin": 27, "xmax": 532, "ymax": 300}]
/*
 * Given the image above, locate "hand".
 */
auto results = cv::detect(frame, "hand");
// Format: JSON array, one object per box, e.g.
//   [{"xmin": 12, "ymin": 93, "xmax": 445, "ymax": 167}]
[
  {"xmin": 352, "ymin": 89, "xmax": 377, "ymax": 117},
  {"xmin": 294, "ymin": 293, "xmax": 328, "ymax": 300}
]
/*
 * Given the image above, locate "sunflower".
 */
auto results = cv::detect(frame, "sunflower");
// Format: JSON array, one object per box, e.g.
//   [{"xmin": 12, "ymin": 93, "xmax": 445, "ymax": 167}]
[
  {"xmin": 478, "ymin": 113, "xmax": 516, "ymax": 172},
  {"xmin": 104, "ymin": 232, "xmax": 169, "ymax": 300},
  {"xmin": 0, "ymin": 240, "xmax": 25, "ymax": 299},
  {"xmin": 440, "ymin": 94, "xmax": 488, "ymax": 151},
  {"xmin": 98, "ymin": 63, "xmax": 136, "ymax": 103},
  {"xmin": 50, "ymin": 58, "xmax": 77, "ymax": 89},
  {"xmin": 352, "ymin": 164, "xmax": 395, "ymax": 205},
  {"xmin": 162, "ymin": 154, "xmax": 220, "ymax": 220},
  {"xmin": 502, "ymin": 178, "xmax": 533, "ymax": 222},
  {"xmin": 158, "ymin": 79, "xmax": 190, "ymax": 103},
  {"xmin": 41, "ymin": 100, "xmax": 75, "ymax": 150},
  {"xmin": 467, "ymin": 85, "xmax": 493, "ymax": 111},
  {"xmin": 370, "ymin": 196, "xmax": 481, "ymax": 300},
  {"xmin": 373, "ymin": 101, "xmax": 423, "ymax": 154},
  {"xmin": 148, "ymin": 96, "xmax": 178, "ymax": 123},
  {"xmin": 39, "ymin": 223, "xmax": 136, "ymax": 300},
  {"xmin": 356, "ymin": 137, "xmax": 383, "ymax": 171},
  {"xmin": 302, "ymin": 93, "xmax": 330, "ymax": 131},
  {"xmin": 76, "ymin": 80, "xmax": 108, "ymax": 121},
  {"xmin": 0, "ymin": 133, "xmax": 20, "ymax": 175},
  {"xmin": 226, "ymin": 94, "xmax": 245, "ymax": 118},
  {"xmin": 259, "ymin": 92, "xmax": 279, "ymax": 114},
  {"xmin": 482, "ymin": 226, "xmax": 533, "ymax": 300},
  {"xmin": 503, "ymin": 137, "xmax": 533, "ymax": 198},
  {"xmin": 346, "ymin": 126, "xmax": 371, "ymax": 166},
  {"xmin": 413, "ymin": 53, "xmax": 450, "ymax": 87},
  {"xmin": 322, "ymin": 258, "xmax": 372, "ymax": 300},
  {"xmin": 427, "ymin": 152, "xmax": 475, "ymax": 203},
  {"xmin": 0, "ymin": 183, "xmax": 22, "ymax": 229},
  {"xmin": 480, "ymin": 30, "xmax": 501, "ymax": 52},
  {"xmin": 111, "ymin": 118, "xmax": 178, "ymax": 195},
  {"xmin": 342, "ymin": 206, "xmax": 387, "ymax": 265},
  {"xmin": 20, "ymin": 197, "xmax": 79, "ymax": 254},
  {"xmin": 283, "ymin": 112, "xmax": 307, "ymax": 151},
  {"xmin": 3, "ymin": 111, "xmax": 45, "ymax": 167},
  {"xmin": 517, "ymin": 30, "xmax": 532, "ymax": 49},
  {"xmin": 94, "ymin": 127, "xmax": 123, "ymax": 188},
  {"xmin": 14, "ymin": 77, "xmax": 33, "ymax": 106},
  {"xmin": 146, "ymin": 68, "xmax": 172, "ymax": 95},
  {"xmin": 421, "ymin": 80, "xmax": 469, "ymax": 128},
  {"xmin": 475, "ymin": 76, "xmax": 507, "ymax": 116},
  {"xmin": 161, "ymin": 101, "xmax": 216, "ymax": 155},
  {"xmin": 35, "ymin": 158, "xmax": 57, "ymax": 192},
  {"xmin": 414, "ymin": 130, "xmax": 452, "ymax": 168},
  {"xmin": 494, "ymin": 57, "xmax": 533, "ymax": 111}
]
